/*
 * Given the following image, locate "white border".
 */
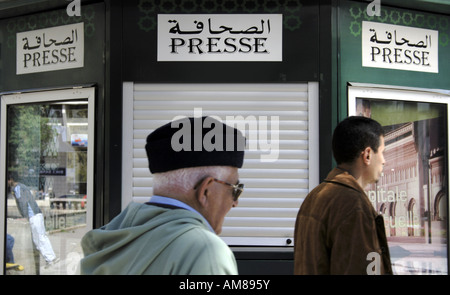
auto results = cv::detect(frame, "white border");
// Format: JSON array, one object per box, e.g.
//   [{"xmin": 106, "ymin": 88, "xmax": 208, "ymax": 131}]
[
  {"xmin": 122, "ymin": 82, "xmax": 134, "ymax": 210},
  {"xmin": 0, "ymin": 87, "xmax": 95, "ymax": 275},
  {"xmin": 308, "ymin": 82, "xmax": 320, "ymax": 191},
  {"xmin": 348, "ymin": 84, "xmax": 450, "ymax": 115}
]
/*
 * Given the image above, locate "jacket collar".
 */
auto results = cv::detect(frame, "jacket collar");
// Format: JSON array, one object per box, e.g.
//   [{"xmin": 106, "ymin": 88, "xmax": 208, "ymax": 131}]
[{"xmin": 324, "ymin": 167, "xmax": 366, "ymax": 195}]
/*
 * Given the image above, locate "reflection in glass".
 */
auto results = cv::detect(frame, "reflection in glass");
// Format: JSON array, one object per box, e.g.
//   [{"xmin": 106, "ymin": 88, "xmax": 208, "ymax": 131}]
[
  {"xmin": 357, "ymin": 98, "xmax": 448, "ymax": 275},
  {"xmin": 5, "ymin": 101, "xmax": 89, "ymax": 275}
]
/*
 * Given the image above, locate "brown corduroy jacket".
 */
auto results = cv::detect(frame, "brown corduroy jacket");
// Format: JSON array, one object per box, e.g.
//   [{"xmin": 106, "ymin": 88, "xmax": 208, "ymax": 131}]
[{"xmin": 294, "ymin": 168, "xmax": 393, "ymax": 275}]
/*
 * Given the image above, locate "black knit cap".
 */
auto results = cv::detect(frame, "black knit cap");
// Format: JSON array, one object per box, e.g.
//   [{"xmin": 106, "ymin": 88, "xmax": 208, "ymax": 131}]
[{"xmin": 145, "ymin": 116, "xmax": 246, "ymax": 173}]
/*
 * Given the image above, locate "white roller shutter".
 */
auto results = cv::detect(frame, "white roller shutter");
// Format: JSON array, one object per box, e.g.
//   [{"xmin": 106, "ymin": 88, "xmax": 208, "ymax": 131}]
[{"xmin": 122, "ymin": 83, "xmax": 319, "ymax": 246}]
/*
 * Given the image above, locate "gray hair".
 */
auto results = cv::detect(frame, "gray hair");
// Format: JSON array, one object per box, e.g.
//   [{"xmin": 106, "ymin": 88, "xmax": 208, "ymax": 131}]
[{"xmin": 152, "ymin": 166, "xmax": 234, "ymax": 196}]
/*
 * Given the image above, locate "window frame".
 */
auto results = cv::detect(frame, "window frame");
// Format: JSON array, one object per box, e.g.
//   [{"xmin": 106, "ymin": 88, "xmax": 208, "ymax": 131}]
[
  {"xmin": 0, "ymin": 87, "xmax": 96, "ymax": 275},
  {"xmin": 348, "ymin": 83, "xmax": 450, "ymax": 274}
]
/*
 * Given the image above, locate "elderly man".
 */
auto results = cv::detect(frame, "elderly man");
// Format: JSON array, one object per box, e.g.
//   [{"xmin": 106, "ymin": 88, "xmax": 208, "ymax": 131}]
[
  {"xmin": 81, "ymin": 116, "xmax": 245, "ymax": 275},
  {"xmin": 294, "ymin": 116, "xmax": 393, "ymax": 275}
]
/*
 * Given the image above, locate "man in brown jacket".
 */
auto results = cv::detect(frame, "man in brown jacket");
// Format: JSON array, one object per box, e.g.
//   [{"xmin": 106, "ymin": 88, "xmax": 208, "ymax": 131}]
[{"xmin": 294, "ymin": 116, "xmax": 393, "ymax": 275}]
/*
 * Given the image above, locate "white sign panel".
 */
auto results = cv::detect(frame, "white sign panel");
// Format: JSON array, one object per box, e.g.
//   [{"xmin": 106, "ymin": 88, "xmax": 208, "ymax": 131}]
[
  {"xmin": 17, "ymin": 22, "xmax": 84, "ymax": 75},
  {"xmin": 158, "ymin": 14, "xmax": 282, "ymax": 62},
  {"xmin": 362, "ymin": 21, "xmax": 438, "ymax": 73}
]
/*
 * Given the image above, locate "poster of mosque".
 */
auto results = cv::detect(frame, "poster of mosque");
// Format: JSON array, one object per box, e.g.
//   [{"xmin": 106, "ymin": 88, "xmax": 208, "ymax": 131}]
[{"xmin": 349, "ymin": 86, "xmax": 449, "ymax": 274}]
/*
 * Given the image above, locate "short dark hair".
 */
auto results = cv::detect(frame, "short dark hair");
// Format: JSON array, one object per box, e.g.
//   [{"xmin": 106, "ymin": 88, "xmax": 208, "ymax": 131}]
[
  {"xmin": 8, "ymin": 171, "xmax": 18, "ymax": 181},
  {"xmin": 332, "ymin": 116, "xmax": 384, "ymax": 165}
]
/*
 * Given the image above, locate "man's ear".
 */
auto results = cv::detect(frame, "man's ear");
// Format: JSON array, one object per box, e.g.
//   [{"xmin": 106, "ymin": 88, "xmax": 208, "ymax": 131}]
[
  {"xmin": 195, "ymin": 176, "xmax": 215, "ymax": 207},
  {"xmin": 362, "ymin": 147, "xmax": 372, "ymax": 165}
]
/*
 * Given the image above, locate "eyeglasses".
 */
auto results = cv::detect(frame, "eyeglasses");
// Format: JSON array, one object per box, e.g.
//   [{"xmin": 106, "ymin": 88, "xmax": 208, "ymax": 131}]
[
  {"xmin": 213, "ymin": 178, "xmax": 244, "ymax": 201},
  {"xmin": 194, "ymin": 177, "xmax": 244, "ymax": 201}
]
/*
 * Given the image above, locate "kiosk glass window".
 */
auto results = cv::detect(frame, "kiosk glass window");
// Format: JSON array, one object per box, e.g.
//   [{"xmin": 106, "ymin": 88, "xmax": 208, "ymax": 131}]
[
  {"xmin": 1, "ymin": 88, "xmax": 95, "ymax": 275},
  {"xmin": 349, "ymin": 85, "xmax": 449, "ymax": 275}
]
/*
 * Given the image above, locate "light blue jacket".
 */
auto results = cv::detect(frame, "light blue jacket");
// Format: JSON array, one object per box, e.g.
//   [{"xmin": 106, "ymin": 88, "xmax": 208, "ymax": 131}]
[{"xmin": 80, "ymin": 202, "xmax": 238, "ymax": 275}]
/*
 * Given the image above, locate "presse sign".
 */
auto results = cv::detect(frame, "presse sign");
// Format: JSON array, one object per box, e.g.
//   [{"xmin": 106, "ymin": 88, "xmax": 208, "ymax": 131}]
[
  {"xmin": 158, "ymin": 14, "xmax": 282, "ymax": 62},
  {"xmin": 362, "ymin": 21, "xmax": 438, "ymax": 73},
  {"xmin": 16, "ymin": 22, "xmax": 84, "ymax": 75}
]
